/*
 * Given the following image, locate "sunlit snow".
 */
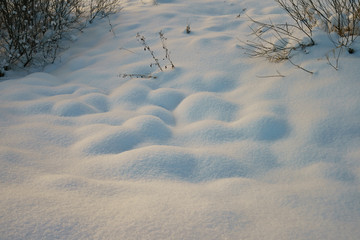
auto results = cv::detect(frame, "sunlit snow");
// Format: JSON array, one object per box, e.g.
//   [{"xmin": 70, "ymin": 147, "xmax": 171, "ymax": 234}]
[{"xmin": 1, "ymin": 0, "xmax": 360, "ymax": 239}]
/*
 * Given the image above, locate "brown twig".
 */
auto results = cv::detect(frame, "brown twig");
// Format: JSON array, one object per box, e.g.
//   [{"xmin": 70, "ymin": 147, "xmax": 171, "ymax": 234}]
[
  {"xmin": 136, "ymin": 33, "xmax": 163, "ymax": 71},
  {"xmin": 288, "ymin": 57, "xmax": 314, "ymax": 74},
  {"xmin": 119, "ymin": 73, "xmax": 157, "ymax": 79},
  {"xmin": 256, "ymin": 70, "xmax": 286, "ymax": 78},
  {"xmin": 159, "ymin": 30, "xmax": 175, "ymax": 69}
]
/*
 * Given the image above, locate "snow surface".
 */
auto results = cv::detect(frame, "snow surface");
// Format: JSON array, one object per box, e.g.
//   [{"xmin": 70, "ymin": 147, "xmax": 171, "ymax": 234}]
[{"xmin": 1, "ymin": 0, "xmax": 360, "ymax": 239}]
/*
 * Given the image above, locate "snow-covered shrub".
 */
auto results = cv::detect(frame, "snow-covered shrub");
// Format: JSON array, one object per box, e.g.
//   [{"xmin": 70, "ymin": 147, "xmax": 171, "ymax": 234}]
[
  {"xmin": 0, "ymin": 0, "xmax": 121, "ymax": 76},
  {"xmin": 239, "ymin": 15, "xmax": 315, "ymax": 62},
  {"xmin": 277, "ymin": 0, "xmax": 360, "ymax": 45},
  {"xmin": 241, "ymin": 0, "xmax": 360, "ymax": 66},
  {"xmin": 0, "ymin": 0, "xmax": 83, "ymax": 69},
  {"xmin": 87, "ymin": 0, "xmax": 122, "ymax": 24}
]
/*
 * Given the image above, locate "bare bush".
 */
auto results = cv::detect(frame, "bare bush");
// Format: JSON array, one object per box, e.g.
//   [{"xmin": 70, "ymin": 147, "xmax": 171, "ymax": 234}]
[
  {"xmin": 0, "ymin": 0, "xmax": 83, "ymax": 69},
  {"xmin": 276, "ymin": 0, "xmax": 360, "ymax": 46},
  {"xmin": 87, "ymin": 0, "xmax": 122, "ymax": 24},
  {"xmin": 239, "ymin": 16, "xmax": 315, "ymax": 62},
  {"xmin": 241, "ymin": 0, "xmax": 360, "ymax": 71},
  {"xmin": 0, "ymin": 0, "xmax": 122, "ymax": 77}
]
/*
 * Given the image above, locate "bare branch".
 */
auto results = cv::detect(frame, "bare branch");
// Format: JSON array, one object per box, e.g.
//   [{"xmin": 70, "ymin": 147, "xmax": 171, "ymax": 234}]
[
  {"xmin": 288, "ymin": 57, "xmax": 314, "ymax": 74},
  {"xmin": 119, "ymin": 73, "xmax": 157, "ymax": 79},
  {"xmin": 256, "ymin": 70, "xmax": 286, "ymax": 78}
]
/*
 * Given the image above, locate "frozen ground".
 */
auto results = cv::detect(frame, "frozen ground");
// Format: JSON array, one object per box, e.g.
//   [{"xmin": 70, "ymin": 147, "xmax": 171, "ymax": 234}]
[{"xmin": 1, "ymin": 0, "xmax": 360, "ymax": 239}]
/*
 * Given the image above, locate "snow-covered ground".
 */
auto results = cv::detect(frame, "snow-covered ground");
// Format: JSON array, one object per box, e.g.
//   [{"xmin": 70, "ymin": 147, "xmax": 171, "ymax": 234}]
[{"xmin": 1, "ymin": 0, "xmax": 360, "ymax": 239}]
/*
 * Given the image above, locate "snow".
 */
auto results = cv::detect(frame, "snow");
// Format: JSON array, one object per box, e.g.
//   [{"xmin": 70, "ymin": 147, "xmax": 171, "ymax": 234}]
[{"xmin": 1, "ymin": 0, "xmax": 360, "ymax": 239}]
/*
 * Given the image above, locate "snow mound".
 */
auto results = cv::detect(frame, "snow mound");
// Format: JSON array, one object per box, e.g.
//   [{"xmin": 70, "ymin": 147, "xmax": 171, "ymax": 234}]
[
  {"xmin": 81, "ymin": 146, "xmax": 197, "ymax": 181},
  {"xmin": 187, "ymin": 72, "xmax": 237, "ymax": 92},
  {"xmin": 176, "ymin": 120, "xmax": 243, "ymax": 144},
  {"xmin": 81, "ymin": 93, "xmax": 109, "ymax": 112},
  {"xmin": 139, "ymin": 105, "xmax": 176, "ymax": 125},
  {"xmin": 241, "ymin": 113, "xmax": 289, "ymax": 141},
  {"xmin": 75, "ymin": 144, "xmax": 278, "ymax": 182},
  {"xmin": 110, "ymin": 82, "xmax": 152, "ymax": 108},
  {"xmin": 74, "ymin": 126, "xmax": 141, "ymax": 155},
  {"xmin": 53, "ymin": 100, "xmax": 99, "ymax": 117},
  {"xmin": 74, "ymin": 115, "xmax": 172, "ymax": 155},
  {"xmin": 148, "ymin": 88, "xmax": 185, "ymax": 110},
  {"xmin": 175, "ymin": 92, "xmax": 238, "ymax": 123}
]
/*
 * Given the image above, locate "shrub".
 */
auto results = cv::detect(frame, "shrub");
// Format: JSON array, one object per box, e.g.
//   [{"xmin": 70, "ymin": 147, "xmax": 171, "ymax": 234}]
[
  {"xmin": 0, "ymin": 0, "xmax": 83, "ymax": 68},
  {"xmin": 241, "ymin": 0, "xmax": 360, "ymax": 68},
  {"xmin": 87, "ymin": 0, "xmax": 122, "ymax": 24},
  {"xmin": 277, "ymin": 0, "xmax": 360, "ymax": 45},
  {"xmin": 0, "ymin": 0, "xmax": 121, "ymax": 76}
]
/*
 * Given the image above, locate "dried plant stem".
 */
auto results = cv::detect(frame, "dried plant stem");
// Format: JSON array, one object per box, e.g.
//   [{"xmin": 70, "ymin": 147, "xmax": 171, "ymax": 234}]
[
  {"xmin": 107, "ymin": 15, "xmax": 117, "ymax": 38},
  {"xmin": 326, "ymin": 47, "xmax": 343, "ymax": 70},
  {"xmin": 288, "ymin": 58, "xmax": 314, "ymax": 74},
  {"xmin": 186, "ymin": 24, "xmax": 191, "ymax": 34},
  {"xmin": 256, "ymin": 70, "xmax": 286, "ymax": 78},
  {"xmin": 119, "ymin": 73, "xmax": 157, "ymax": 79},
  {"xmin": 136, "ymin": 33, "xmax": 163, "ymax": 71},
  {"xmin": 119, "ymin": 47, "xmax": 136, "ymax": 54},
  {"xmin": 159, "ymin": 31, "xmax": 175, "ymax": 69},
  {"xmin": 119, "ymin": 31, "xmax": 175, "ymax": 80}
]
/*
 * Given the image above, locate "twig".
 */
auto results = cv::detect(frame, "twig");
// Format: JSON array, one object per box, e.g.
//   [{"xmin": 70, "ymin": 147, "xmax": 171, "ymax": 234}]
[
  {"xmin": 159, "ymin": 30, "xmax": 175, "ymax": 69},
  {"xmin": 288, "ymin": 57, "xmax": 314, "ymax": 74},
  {"xmin": 136, "ymin": 33, "xmax": 163, "ymax": 71},
  {"xmin": 256, "ymin": 70, "xmax": 285, "ymax": 78},
  {"xmin": 186, "ymin": 24, "xmax": 191, "ymax": 34},
  {"xmin": 119, "ymin": 47, "xmax": 136, "ymax": 54},
  {"xmin": 119, "ymin": 73, "xmax": 157, "ymax": 79},
  {"xmin": 107, "ymin": 15, "xmax": 117, "ymax": 38},
  {"xmin": 326, "ymin": 47, "xmax": 342, "ymax": 71}
]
